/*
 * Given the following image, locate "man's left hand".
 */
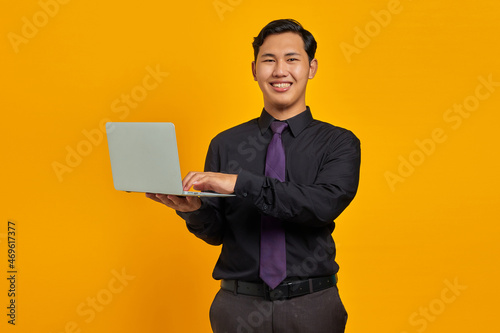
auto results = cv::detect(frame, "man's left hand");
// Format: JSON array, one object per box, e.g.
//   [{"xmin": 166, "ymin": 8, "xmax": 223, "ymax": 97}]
[{"xmin": 182, "ymin": 172, "xmax": 237, "ymax": 194}]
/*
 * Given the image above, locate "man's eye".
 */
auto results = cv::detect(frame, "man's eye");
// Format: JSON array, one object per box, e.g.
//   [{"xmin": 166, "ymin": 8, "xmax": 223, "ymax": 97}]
[
  {"xmin": 288, "ymin": 58, "xmax": 298, "ymax": 62},
  {"xmin": 263, "ymin": 59, "xmax": 274, "ymax": 62}
]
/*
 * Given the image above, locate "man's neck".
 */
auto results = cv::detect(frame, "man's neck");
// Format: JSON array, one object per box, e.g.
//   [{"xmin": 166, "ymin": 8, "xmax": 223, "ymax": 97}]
[{"xmin": 264, "ymin": 102, "xmax": 307, "ymax": 120}]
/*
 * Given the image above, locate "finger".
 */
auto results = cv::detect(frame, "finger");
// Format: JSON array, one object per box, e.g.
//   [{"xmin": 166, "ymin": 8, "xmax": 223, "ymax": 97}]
[
  {"xmin": 167, "ymin": 195, "xmax": 202, "ymax": 212},
  {"xmin": 184, "ymin": 172, "xmax": 208, "ymax": 191},
  {"xmin": 192, "ymin": 176, "xmax": 211, "ymax": 191},
  {"xmin": 166, "ymin": 195, "xmax": 189, "ymax": 206},
  {"xmin": 193, "ymin": 173, "xmax": 236, "ymax": 194},
  {"xmin": 182, "ymin": 171, "xmax": 199, "ymax": 190},
  {"xmin": 146, "ymin": 193, "xmax": 162, "ymax": 203},
  {"xmin": 155, "ymin": 194, "xmax": 177, "ymax": 207}
]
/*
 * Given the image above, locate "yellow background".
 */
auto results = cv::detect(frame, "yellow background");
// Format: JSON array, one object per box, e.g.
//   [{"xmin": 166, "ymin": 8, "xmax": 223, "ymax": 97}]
[{"xmin": 1, "ymin": 0, "xmax": 499, "ymax": 332}]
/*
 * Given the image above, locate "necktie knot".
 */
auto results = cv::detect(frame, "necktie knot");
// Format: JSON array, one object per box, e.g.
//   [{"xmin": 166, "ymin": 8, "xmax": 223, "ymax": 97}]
[{"xmin": 270, "ymin": 121, "xmax": 288, "ymax": 135}]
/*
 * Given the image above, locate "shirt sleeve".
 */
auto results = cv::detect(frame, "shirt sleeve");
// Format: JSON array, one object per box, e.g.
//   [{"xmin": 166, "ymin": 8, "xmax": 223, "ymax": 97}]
[
  {"xmin": 176, "ymin": 140, "xmax": 226, "ymax": 246},
  {"xmin": 233, "ymin": 131, "xmax": 361, "ymax": 227}
]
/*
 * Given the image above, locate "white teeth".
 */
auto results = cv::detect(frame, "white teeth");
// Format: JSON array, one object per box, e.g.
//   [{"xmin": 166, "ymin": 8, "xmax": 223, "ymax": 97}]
[{"xmin": 272, "ymin": 83, "xmax": 291, "ymax": 88}]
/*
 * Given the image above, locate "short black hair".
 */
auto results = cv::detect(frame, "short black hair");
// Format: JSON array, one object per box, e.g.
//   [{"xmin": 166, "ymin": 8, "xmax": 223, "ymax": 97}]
[{"xmin": 252, "ymin": 19, "xmax": 317, "ymax": 63}]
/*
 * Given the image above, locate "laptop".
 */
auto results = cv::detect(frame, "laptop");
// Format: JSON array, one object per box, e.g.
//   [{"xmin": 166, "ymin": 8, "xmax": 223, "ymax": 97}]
[{"xmin": 105, "ymin": 122, "xmax": 234, "ymax": 197}]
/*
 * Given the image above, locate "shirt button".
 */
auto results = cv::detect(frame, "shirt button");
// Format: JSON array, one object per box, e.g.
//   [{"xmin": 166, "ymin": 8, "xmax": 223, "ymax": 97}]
[
  {"xmin": 262, "ymin": 205, "xmax": 268, "ymax": 210},
  {"xmin": 242, "ymin": 192, "xmax": 248, "ymax": 197}
]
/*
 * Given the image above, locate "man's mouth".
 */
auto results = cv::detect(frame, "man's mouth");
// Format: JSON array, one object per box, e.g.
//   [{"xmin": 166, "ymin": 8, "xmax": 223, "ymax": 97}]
[
  {"xmin": 271, "ymin": 82, "xmax": 292, "ymax": 88},
  {"xmin": 270, "ymin": 82, "xmax": 293, "ymax": 93}
]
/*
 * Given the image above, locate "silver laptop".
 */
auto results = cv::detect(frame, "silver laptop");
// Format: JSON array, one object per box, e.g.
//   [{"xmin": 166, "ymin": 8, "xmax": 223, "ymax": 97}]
[{"xmin": 105, "ymin": 122, "xmax": 234, "ymax": 197}]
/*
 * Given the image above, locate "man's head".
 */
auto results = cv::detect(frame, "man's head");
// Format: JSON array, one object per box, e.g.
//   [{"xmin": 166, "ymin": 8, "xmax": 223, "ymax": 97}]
[
  {"xmin": 252, "ymin": 19, "xmax": 317, "ymax": 64},
  {"xmin": 252, "ymin": 19, "xmax": 318, "ymax": 119}
]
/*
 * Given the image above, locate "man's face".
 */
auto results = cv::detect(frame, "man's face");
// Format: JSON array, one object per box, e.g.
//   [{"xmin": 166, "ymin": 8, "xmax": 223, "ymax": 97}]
[{"xmin": 252, "ymin": 32, "xmax": 317, "ymax": 114}]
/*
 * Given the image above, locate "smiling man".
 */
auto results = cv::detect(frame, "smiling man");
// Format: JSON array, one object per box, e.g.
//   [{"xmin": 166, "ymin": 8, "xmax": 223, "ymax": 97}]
[
  {"xmin": 252, "ymin": 31, "xmax": 317, "ymax": 119},
  {"xmin": 147, "ymin": 19, "xmax": 360, "ymax": 332}
]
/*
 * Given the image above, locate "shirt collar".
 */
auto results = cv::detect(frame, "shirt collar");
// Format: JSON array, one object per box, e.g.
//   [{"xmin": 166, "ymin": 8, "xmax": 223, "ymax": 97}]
[{"xmin": 258, "ymin": 106, "xmax": 313, "ymax": 137}]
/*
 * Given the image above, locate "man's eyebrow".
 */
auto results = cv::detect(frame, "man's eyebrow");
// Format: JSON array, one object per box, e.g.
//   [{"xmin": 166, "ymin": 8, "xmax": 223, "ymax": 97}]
[{"xmin": 260, "ymin": 52, "xmax": 302, "ymax": 58}]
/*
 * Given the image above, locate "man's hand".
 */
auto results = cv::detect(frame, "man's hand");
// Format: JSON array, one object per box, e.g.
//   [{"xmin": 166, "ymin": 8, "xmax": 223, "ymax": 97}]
[
  {"xmin": 182, "ymin": 172, "xmax": 237, "ymax": 194},
  {"xmin": 145, "ymin": 193, "xmax": 202, "ymax": 212},
  {"xmin": 145, "ymin": 172, "xmax": 237, "ymax": 212}
]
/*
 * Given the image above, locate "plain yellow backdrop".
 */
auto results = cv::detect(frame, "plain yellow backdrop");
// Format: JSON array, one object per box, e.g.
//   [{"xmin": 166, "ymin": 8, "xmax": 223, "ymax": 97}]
[{"xmin": 1, "ymin": 0, "xmax": 499, "ymax": 332}]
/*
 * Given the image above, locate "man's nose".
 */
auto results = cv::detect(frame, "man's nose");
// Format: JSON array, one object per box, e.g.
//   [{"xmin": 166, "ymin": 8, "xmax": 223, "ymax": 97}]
[{"xmin": 273, "ymin": 60, "xmax": 287, "ymax": 77}]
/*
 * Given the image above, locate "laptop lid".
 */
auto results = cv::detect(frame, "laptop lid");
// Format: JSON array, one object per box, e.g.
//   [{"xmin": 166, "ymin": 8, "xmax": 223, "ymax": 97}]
[{"xmin": 105, "ymin": 122, "xmax": 233, "ymax": 197}]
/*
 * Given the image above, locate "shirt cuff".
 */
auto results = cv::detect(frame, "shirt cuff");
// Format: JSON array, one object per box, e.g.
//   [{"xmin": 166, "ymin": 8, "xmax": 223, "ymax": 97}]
[{"xmin": 234, "ymin": 169, "xmax": 265, "ymax": 201}]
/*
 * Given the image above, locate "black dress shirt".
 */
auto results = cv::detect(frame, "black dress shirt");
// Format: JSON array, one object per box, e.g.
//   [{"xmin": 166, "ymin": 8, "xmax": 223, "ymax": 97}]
[{"xmin": 178, "ymin": 107, "xmax": 361, "ymax": 282}]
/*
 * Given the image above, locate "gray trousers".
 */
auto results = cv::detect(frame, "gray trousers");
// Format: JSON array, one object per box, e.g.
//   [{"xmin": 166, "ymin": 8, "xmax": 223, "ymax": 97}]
[{"xmin": 209, "ymin": 286, "xmax": 348, "ymax": 333}]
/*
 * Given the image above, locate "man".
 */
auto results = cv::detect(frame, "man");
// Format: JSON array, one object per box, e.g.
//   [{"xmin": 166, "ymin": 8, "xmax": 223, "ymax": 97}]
[{"xmin": 146, "ymin": 19, "xmax": 360, "ymax": 332}]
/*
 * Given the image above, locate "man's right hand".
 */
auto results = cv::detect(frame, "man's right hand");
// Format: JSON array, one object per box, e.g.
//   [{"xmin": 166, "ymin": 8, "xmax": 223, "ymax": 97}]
[{"xmin": 145, "ymin": 193, "xmax": 202, "ymax": 212}]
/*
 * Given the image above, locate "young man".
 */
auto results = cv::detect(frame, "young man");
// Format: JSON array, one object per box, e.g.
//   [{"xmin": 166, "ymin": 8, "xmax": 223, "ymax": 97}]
[{"xmin": 147, "ymin": 19, "xmax": 360, "ymax": 332}]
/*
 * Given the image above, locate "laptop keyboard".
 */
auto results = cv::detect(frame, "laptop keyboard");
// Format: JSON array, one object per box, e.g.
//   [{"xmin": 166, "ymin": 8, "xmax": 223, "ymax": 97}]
[
  {"xmin": 181, "ymin": 191, "xmax": 235, "ymax": 197},
  {"xmin": 184, "ymin": 191, "xmax": 201, "ymax": 195}
]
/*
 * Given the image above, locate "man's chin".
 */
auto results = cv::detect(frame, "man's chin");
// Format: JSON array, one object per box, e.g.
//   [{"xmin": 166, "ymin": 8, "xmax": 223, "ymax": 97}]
[
  {"xmin": 269, "ymin": 98, "xmax": 297, "ymax": 110},
  {"xmin": 265, "ymin": 96, "xmax": 294, "ymax": 109}
]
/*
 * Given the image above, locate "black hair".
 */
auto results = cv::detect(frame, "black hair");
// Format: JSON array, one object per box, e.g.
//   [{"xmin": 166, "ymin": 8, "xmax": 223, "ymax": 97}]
[{"xmin": 252, "ymin": 19, "xmax": 317, "ymax": 63}]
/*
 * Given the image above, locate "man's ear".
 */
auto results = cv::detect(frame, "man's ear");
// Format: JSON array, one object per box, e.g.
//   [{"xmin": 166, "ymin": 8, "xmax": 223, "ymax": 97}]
[
  {"xmin": 252, "ymin": 61, "xmax": 257, "ymax": 81},
  {"xmin": 308, "ymin": 58, "xmax": 318, "ymax": 79}
]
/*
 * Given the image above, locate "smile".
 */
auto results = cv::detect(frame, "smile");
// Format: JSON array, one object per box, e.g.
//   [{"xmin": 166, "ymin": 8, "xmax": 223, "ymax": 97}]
[{"xmin": 271, "ymin": 82, "xmax": 292, "ymax": 88}]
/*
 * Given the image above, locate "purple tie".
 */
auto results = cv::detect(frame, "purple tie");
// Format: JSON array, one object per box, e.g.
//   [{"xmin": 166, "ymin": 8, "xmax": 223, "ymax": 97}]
[{"xmin": 260, "ymin": 121, "xmax": 288, "ymax": 289}]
